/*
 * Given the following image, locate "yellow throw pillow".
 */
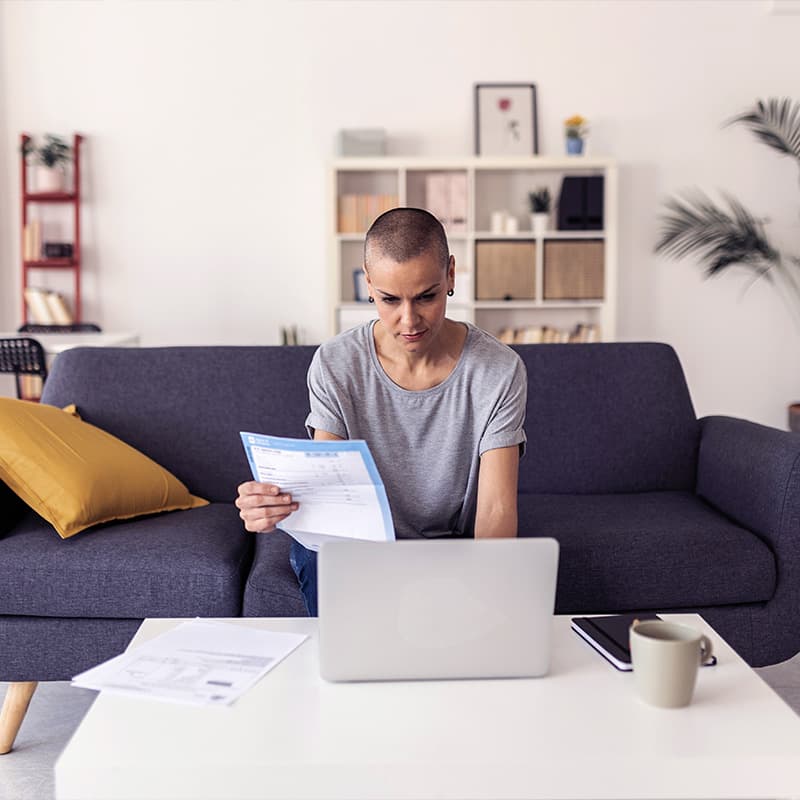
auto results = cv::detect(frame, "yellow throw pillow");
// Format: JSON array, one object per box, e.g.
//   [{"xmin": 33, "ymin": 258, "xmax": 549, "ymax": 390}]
[{"xmin": 0, "ymin": 398, "xmax": 208, "ymax": 539}]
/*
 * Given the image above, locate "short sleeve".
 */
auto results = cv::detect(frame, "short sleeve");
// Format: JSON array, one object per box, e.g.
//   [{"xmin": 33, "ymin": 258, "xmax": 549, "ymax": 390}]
[
  {"xmin": 478, "ymin": 355, "xmax": 528, "ymax": 457},
  {"xmin": 304, "ymin": 347, "xmax": 348, "ymax": 440}
]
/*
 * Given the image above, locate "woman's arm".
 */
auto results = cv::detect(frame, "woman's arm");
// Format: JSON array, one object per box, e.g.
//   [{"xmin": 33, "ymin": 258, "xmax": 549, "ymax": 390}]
[
  {"xmin": 313, "ymin": 429, "xmax": 344, "ymax": 442},
  {"xmin": 474, "ymin": 445, "xmax": 520, "ymax": 539}
]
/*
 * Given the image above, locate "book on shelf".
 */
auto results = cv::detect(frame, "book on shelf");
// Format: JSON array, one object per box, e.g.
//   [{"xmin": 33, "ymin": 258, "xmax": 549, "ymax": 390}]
[
  {"xmin": 337, "ymin": 193, "xmax": 399, "ymax": 233},
  {"xmin": 337, "ymin": 194, "xmax": 356, "ymax": 233},
  {"xmin": 18, "ymin": 374, "xmax": 44, "ymax": 401},
  {"xmin": 24, "ymin": 287, "xmax": 53, "ymax": 324},
  {"xmin": 497, "ymin": 323, "xmax": 602, "ymax": 346},
  {"xmin": 497, "ymin": 328, "xmax": 516, "ymax": 346},
  {"xmin": 44, "ymin": 291, "xmax": 74, "ymax": 324},
  {"xmin": 449, "ymin": 173, "xmax": 468, "ymax": 233},
  {"xmin": 512, "ymin": 326, "xmax": 563, "ymax": 344},
  {"xmin": 572, "ymin": 323, "xmax": 600, "ymax": 343},
  {"xmin": 424, "ymin": 173, "xmax": 467, "ymax": 234},
  {"xmin": 22, "ymin": 220, "xmax": 42, "ymax": 261},
  {"xmin": 23, "ymin": 287, "xmax": 73, "ymax": 325}
]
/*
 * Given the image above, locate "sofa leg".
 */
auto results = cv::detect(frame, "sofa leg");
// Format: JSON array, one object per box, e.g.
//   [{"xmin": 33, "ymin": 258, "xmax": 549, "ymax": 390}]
[{"xmin": 0, "ymin": 681, "xmax": 38, "ymax": 754}]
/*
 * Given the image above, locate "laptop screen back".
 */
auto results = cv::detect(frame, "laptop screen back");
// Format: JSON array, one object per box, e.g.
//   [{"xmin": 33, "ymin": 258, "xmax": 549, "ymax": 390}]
[{"xmin": 318, "ymin": 537, "xmax": 559, "ymax": 682}]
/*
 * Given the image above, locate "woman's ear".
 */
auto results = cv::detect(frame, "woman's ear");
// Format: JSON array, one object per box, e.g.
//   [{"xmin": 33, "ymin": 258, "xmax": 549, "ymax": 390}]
[{"xmin": 363, "ymin": 266, "xmax": 375, "ymax": 303}]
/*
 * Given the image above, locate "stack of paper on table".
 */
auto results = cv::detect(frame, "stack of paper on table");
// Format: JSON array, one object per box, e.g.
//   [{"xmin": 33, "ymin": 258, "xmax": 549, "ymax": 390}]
[{"xmin": 72, "ymin": 620, "xmax": 308, "ymax": 706}]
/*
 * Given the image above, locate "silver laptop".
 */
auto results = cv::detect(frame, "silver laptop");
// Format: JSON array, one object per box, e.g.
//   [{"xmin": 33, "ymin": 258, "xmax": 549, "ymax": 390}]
[{"xmin": 317, "ymin": 537, "xmax": 559, "ymax": 682}]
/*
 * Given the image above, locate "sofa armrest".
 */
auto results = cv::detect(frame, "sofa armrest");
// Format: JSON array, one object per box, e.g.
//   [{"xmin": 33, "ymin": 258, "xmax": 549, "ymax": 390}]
[
  {"xmin": 697, "ymin": 415, "xmax": 800, "ymax": 665},
  {"xmin": 697, "ymin": 415, "xmax": 800, "ymax": 552}
]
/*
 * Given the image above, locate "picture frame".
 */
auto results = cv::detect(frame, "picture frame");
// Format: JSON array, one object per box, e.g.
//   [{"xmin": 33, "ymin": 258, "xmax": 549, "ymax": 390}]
[{"xmin": 474, "ymin": 83, "xmax": 538, "ymax": 156}]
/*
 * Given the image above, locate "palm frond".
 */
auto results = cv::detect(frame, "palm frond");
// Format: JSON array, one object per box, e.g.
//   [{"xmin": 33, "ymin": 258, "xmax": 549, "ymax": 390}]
[
  {"xmin": 725, "ymin": 98, "xmax": 800, "ymax": 162},
  {"xmin": 655, "ymin": 190, "xmax": 779, "ymax": 279}
]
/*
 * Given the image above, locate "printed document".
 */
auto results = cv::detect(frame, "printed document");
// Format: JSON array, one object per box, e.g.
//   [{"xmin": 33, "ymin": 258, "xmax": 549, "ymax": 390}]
[
  {"xmin": 71, "ymin": 620, "xmax": 308, "ymax": 706},
  {"xmin": 240, "ymin": 432, "xmax": 395, "ymax": 551}
]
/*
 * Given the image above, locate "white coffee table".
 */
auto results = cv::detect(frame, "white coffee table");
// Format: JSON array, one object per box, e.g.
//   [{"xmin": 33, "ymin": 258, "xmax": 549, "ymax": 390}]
[{"xmin": 54, "ymin": 615, "xmax": 800, "ymax": 800}]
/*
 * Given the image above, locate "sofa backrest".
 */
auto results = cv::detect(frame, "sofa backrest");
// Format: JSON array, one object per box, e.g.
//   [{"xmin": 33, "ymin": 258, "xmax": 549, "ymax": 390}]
[
  {"xmin": 512, "ymin": 342, "xmax": 699, "ymax": 494},
  {"xmin": 41, "ymin": 341, "xmax": 700, "ymax": 504},
  {"xmin": 42, "ymin": 346, "xmax": 317, "ymax": 503}
]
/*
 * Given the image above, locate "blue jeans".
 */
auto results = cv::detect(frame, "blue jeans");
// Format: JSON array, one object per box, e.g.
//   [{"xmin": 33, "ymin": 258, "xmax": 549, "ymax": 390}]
[{"xmin": 289, "ymin": 541, "xmax": 318, "ymax": 616}]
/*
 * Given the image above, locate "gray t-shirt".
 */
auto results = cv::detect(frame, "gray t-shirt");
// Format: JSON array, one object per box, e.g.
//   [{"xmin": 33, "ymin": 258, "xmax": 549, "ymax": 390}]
[{"xmin": 305, "ymin": 320, "xmax": 527, "ymax": 540}]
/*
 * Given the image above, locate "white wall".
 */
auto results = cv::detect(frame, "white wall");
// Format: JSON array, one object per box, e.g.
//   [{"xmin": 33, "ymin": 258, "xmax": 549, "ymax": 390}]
[{"xmin": 1, "ymin": 0, "xmax": 799, "ymax": 428}]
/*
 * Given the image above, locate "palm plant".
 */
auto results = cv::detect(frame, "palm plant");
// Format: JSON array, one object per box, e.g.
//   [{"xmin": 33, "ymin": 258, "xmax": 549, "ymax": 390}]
[{"xmin": 655, "ymin": 98, "xmax": 800, "ymax": 327}]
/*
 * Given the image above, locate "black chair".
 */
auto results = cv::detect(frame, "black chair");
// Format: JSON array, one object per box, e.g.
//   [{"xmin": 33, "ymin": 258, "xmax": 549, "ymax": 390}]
[
  {"xmin": 17, "ymin": 323, "xmax": 101, "ymax": 333},
  {"xmin": 0, "ymin": 338, "xmax": 48, "ymax": 401}
]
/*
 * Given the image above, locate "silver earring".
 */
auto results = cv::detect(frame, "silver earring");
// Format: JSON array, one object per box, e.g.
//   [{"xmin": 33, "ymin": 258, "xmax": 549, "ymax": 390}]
[
  {"xmin": 368, "ymin": 296, "xmax": 375, "ymax": 303},
  {"xmin": 447, "ymin": 289, "xmax": 454, "ymax": 297}
]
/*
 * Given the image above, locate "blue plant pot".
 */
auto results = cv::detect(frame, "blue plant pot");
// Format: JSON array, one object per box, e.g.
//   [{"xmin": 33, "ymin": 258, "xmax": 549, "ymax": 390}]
[{"xmin": 566, "ymin": 137, "xmax": 584, "ymax": 155}]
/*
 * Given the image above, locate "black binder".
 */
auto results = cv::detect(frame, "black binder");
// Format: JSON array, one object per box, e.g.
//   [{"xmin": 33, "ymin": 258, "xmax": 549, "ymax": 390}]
[
  {"xmin": 572, "ymin": 613, "xmax": 718, "ymax": 671},
  {"xmin": 571, "ymin": 613, "xmax": 661, "ymax": 671},
  {"xmin": 557, "ymin": 176, "xmax": 605, "ymax": 230}
]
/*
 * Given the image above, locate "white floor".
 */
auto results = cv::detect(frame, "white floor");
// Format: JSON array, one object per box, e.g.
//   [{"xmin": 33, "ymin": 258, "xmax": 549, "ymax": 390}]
[{"xmin": 1, "ymin": 655, "xmax": 799, "ymax": 800}]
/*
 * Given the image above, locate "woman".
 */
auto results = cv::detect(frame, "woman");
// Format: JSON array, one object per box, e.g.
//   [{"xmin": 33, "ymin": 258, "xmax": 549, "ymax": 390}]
[{"xmin": 236, "ymin": 208, "xmax": 527, "ymax": 614}]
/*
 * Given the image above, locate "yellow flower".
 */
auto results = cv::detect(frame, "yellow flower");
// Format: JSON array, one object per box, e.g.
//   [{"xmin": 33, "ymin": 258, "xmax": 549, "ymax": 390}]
[{"xmin": 564, "ymin": 114, "xmax": 589, "ymax": 139}]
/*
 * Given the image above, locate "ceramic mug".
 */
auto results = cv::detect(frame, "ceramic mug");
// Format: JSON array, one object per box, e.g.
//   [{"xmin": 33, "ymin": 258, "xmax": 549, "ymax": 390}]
[{"xmin": 629, "ymin": 620, "xmax": 714, "ymax": 708}]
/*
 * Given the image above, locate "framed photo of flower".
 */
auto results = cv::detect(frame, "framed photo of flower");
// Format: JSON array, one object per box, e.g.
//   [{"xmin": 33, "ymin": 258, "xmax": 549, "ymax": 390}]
[{"xmin": 474, "ymin": 83, "xmax": 538, "ymax": 156}]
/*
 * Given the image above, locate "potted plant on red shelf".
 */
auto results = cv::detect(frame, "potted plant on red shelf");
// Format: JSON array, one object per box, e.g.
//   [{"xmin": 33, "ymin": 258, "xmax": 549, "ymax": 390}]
[{"xmin": 22, "ymin": 134, "xmax": 72, "ymax": 192}]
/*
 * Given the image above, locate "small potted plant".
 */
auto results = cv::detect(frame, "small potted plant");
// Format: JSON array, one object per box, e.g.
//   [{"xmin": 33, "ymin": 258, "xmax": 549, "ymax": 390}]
[
  {"xmin": 528, "ymin": 187, "xmax": 551, "ymax": 236},
  {"xmin": 22, "ymin": 134, "xmax": 72, "ymax": 192},
  {"xmin": 564, "ymin": 115, "xmax": 589, "ymax": 155}
]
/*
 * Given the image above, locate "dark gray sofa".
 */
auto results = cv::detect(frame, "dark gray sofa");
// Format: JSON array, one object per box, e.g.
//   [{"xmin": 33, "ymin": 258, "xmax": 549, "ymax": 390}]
[{"xmin": 1, "ymin": 342, "xmax": 798, "ymax": 728}]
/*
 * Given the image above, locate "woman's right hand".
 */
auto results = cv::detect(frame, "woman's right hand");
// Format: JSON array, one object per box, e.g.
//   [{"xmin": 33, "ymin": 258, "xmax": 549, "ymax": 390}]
[{"xmin": 235, "ymin": 481, "xmax": 299, "ymax": 533}]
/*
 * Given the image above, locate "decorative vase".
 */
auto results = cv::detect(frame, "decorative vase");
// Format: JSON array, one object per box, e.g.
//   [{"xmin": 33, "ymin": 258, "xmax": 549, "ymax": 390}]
[
  {"xmin": 491, "ymin": 210, "xmax": 507, "ymax": 234},
  {"xmin": 531, "ymin": 213, "xmax": 548, "ymax": 236},
  {"xmin": 566, "ymin": 137, "xmax": 584, "ymax": 156},
  {"xmin": 35, "ymin": 165, "xmax": 65, "ymax": 192}
]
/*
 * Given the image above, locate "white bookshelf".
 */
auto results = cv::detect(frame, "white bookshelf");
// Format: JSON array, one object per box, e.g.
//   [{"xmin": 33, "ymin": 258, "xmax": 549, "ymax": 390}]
[{"xmin": 329, "ymin": 156, "xmax": 618, "ymax": 342}]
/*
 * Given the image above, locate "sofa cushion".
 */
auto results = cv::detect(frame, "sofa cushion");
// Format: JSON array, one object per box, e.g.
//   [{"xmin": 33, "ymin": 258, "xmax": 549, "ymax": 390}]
[
  {"xmin": 0, "ymin": 616, "xmax": 143, "ymax": 682},
  {"xmin": 0, "ymin": 398, "xmax": 207, "ymax": 538},
  {"xmin": 242, "ymin": 530, "xmax": 307, "ymax": 617},
  {"xmin": 518, "ymin": 492, "xmax": 776, "ymax": 611},
  {"xmin": 512, "ymin": 343, "xmax": 700, "ymax": 493},
  {"xmin": 0, "ymin": 503, "xmax": 252, "ymax": 618}
]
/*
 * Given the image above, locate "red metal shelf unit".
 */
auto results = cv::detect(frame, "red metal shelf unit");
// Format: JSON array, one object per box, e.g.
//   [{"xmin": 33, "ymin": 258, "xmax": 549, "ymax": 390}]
[{"xmin": 20, "ymin": 133, "xmax": 84, "ymax": 323}]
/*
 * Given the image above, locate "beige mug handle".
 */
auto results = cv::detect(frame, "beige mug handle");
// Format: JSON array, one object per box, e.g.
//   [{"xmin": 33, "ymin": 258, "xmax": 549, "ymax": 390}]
[{"xmin": 699, "ymin": 634, "xmax": 714, "ymax": 666}]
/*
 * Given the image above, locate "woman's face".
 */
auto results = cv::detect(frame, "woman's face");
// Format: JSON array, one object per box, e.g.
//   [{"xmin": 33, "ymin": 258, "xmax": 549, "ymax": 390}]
[{"xmin": 366, "ymin": 250, "xmax": 455, "ymax": 355}]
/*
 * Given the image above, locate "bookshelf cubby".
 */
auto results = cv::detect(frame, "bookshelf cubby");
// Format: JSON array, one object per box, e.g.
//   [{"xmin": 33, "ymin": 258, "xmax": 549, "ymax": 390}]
[{"xmin": 329, "ymin": 156, "xmax": 618, "ymax": 343}]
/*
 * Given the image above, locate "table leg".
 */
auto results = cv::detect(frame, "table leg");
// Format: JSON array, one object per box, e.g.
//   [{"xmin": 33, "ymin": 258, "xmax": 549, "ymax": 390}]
[{"xmin": 0, "ymin": 681, "xmax": 38, "ymax": 754}]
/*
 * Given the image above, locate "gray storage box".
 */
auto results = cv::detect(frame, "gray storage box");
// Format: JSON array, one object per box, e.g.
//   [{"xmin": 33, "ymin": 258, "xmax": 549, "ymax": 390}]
[{"xmin": 337, "ymin": 129, "xmax": 387, "ymax": 156}]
